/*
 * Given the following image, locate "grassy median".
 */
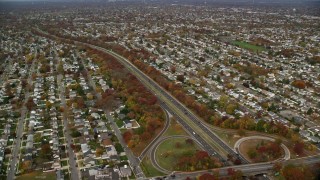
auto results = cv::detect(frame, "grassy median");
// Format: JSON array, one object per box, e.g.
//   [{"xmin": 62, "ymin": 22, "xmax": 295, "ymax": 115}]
[{"xmin": 155, "ymin": 137, "xmax": 200, "ymax": 171}]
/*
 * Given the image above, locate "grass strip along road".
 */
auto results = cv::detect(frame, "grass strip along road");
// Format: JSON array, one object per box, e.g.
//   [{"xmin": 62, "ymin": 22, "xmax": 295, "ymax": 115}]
[
  {"xmin": 84, "ymin": 44, "xmax": 248, "ymax": 165},
  {"xmin": 35, "ymin": 29, "xmax": 320, "ymax": 180},
  {"xmin": 35, "ymin": 28, "xmax": 248, "ymax": 166}
]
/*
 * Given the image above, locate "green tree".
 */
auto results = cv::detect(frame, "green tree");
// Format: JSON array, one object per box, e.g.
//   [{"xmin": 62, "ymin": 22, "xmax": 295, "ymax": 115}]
[
  {"xmin": 219, "ymin": 95, "xmax": 229, "ymax": 108},
  {"xmin": 307, "ymin": 108, "xmax": 313, "ymax": 115},
  {"xmin": 226, "ymin": 103, "xmax": 237, "ymax": 115},
  {"xmin": 256, "ymin": 120, "xmax": 265, "ymax": 132}
]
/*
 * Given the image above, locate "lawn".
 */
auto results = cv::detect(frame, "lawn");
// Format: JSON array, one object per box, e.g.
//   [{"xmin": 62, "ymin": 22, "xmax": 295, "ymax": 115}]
[
  {"xmin": 155, "ymin": 137, "xmax": 200, "ymax": 171},
  {"xmin": 214, "ymin": 130, "xmax": 241, "ymax": 147},
  {"xmin": 239, "ymin": 139, "xmax": 284, "ymax": 163},
  {"xmin": 233, "ymin": 41, "xmax": 266, "ymax": 52},
  {"xmin": 163, "ymin": 118, "xmax": 188, "ymax": 137},
  {"xmin": 116, "ymin": 119, "xmax": 124, "ymax": 128},
  {"xmin": 120, "ymin": 155, "xmax": 128, "ymax": 161},
  {"xmin": 16, "ymin": 171, "xmax": 56, "ymax": 180},
  {"xmin": 140, "ymin": 157, "xmax": 165, "ymax": 177},
  {"xmin": 61, "ymin": 160, "xmax": 68, "ymax": 167}
]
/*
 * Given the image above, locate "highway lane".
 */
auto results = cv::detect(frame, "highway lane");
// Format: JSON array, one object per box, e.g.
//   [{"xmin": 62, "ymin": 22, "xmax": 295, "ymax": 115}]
[
  {"xmin": 103, "ymin": 55, "xmax": 228, "ymax": 162},
  {"xmin": 34, "ymin": 29, "xmax": 230, "ymax": 162},
  {"xmin": 34, "ymin": 31, "xmax": 320, "ymax": 179},
  {"xmin": 91, "ymin": 45, "xmax": 246, "ymax": 163},
  {"xmin": 88, "ymin": 44, "xmax": 247, "ymax": 163},
  {"xmin": 39, "ymin": 28, "xmax": 247, "ymax": 164},
  {"xmin": 159, "ymin": 103, "xmax": 224, "ymax": 161}
]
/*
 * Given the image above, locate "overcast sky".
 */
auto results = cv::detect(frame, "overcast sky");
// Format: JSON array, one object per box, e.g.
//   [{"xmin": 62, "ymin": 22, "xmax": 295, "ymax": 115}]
[{"xmin": 0, "ymin": 0, "xmax": 319, "ymax": 2}]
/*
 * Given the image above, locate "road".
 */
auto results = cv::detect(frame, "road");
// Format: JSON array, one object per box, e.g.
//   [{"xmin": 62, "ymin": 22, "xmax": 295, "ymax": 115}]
[
  {"xmin": 138, "ymin": 104, "xmax": 171, "ymax": 160},
  {"xmin": 82, "ymin": 44, "xmax": 248, "ymax": 164},
  {"xmin": 7, "ymin": 55, "xmax": 36, "ymax": 180},
  {"xmin": 77, "ymin": 55, "xmax": 146, "ymax": 179},
  {"xmin": 105, "ymin": 113, "xmax": 145, "ymax": 179},
  {"xmin": 234, "ymin": 136, "xmax": 291, "ymax": 161},
  {"xmin": 161, "ymin": 154, "xmax": 320, "ymax": 180},
  {"xmin": 35, "ymin": 29, "xmax": 320, "ymax": 178},
  {"xmin": 149, "ymin": 135, "xmax": 205, "ymax": 174},
  {"xmin": 57, "ymin": 74, "xmax": 80, "ymax": 180},
  {"xmin": 36, "ymin": 28, "xmax": 247, "ymax": 164}
]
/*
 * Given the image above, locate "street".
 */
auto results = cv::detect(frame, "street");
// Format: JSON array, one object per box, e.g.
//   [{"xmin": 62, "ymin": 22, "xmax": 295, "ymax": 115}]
[
  {"xmin": 78, "ymin": 55, "xmax": 146, "ymax": 179},
  {"xmin": 7, "ymin": 56, "xmax": 36, "ymax": 180},
  {"xmin": 57, "ymin": 74, "xmax": 80, "ymax": 180}
]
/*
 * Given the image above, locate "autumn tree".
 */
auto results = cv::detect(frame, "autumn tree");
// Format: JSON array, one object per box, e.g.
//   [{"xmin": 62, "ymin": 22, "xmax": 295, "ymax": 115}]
[
  {"xmin": 185, "ymin": 138, "xmax": 194, "ymax": 145},
  {"xmin": 273, "ymin": 162, "xmax": 282, "ymax": 172},
  {"xmin": 199, "ymin": 173, "xmax": 216, "ymax": 180},
  {"xmin": 123, "ymin": 131, "xmax": 133, "ymax": 144},
  {"xmin": 291, "ymin": 80, "xmax": 306, "ymax": 89},
  {"xmin": 293, "ymin": 141, "xmax": 304, "ymax": 155},
  {"xmin": 25, "ymin": 97, "xmax": 36, "ymax": 111},
  {"xmin": 170, "ymin": 65, "xmax": 176, "ymax": 73},
  {"xmin": 177, "ymin": 75, "xmax": 185, "ymax": 82},
  {"xmin": 21, "ymin": 160, "xmax": 32, "ymax": 172},
  {"xmin": 40, "ymin": 143, "xmax": 52, "ymax": 160},
  {"xmin": 95, "ymin": 148, "xmax": 104, "ymax": 157},
  {"xmin": 281, "ymin": 164, "xmax": 313, "ymax": 180},
  {"xmin": 227, "ymin": 168, "xmax": 243, "ymax": 180}
]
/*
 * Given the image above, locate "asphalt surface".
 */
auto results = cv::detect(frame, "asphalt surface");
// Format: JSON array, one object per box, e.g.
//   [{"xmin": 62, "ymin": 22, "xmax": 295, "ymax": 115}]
[
  {"xmin": 234, "ymin": 136, "xmax": 291, "ymax": 161},
  {"xmin": 81, "ymin": 45, "xmax": 228, "ymax": 161},
  {"xmin": 138, "ymin": 105, "xmax": 171, "ymax": 160},
  {"xmin": 57, "ymin": 74, "xmax": 80, "ymax": 180},
  {"xmin": 78, "ymin": 56, "xmax": 146, "ymax": 179},
  {"xmin": 7, "ymin": 58, "xmax": 36, "ymax": 180},
  {"xmin": 34, "ymin": 29, "xmax": 231, "ymax": 164},
  {"xmin": 157, "ymin": 154, "xmax": 320, "ymax": 180},
  {"xmin": 35, "ymin": 29, "xmax": 320, "ymax": 180},
  {"xmin": 149, "ymin": 135, "xmax": 204, "ymax": 174},
  {"xmin": 100, "ymin": 49, "xmax": 247, "ymax": 164},
  {"xmin": 86, "ymin": 44, "xmax": 248, "ymax": 164},
  {"xmin": 106, "ymin": 113, "xmax": 146, "ymax": 179}
]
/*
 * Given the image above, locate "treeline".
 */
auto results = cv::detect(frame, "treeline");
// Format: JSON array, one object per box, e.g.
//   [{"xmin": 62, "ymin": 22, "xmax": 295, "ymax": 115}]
[
  {"xmin": 35, "ymin": 27, "xmax": 306, "ymax": 145},
  {"xmin": 85, "ymin": 48, "xmax": 165, "ymax": 154},
  {"xmin": 176, "ymin": 151, "xmax": 222, "ymax": 171}
]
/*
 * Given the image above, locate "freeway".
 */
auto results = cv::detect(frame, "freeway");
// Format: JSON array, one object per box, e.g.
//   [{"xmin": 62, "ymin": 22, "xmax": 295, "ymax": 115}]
[
  {"xmin": 87, "ymin": 45, "xmax": 247, "ymax": 164},
  {"xmin": 35, "ymin": 29, "xmax": 320, "ymax": 179},
  {"xmin": 35, "ymin": 28, "xmax": 247, "ymax": 164}
]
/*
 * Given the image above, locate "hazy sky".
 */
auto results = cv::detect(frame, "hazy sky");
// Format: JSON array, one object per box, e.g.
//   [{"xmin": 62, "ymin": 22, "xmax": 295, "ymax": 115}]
[{"xmin": 0, "ymin": 0, "xmax": 319, "ymax": 2}]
